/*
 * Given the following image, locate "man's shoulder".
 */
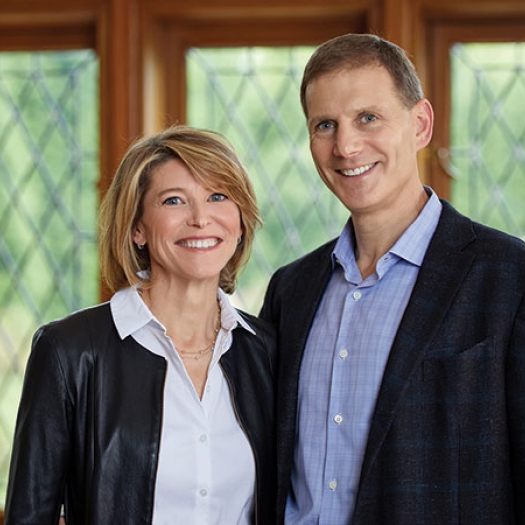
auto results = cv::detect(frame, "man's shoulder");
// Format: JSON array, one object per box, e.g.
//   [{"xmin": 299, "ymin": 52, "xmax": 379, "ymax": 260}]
[
  {"xmin": 438, "ymin": 200, "xmax": 525, "ymax": 254},
  {"xmin": 261, "ymin": 238, "xmax": 337, "ymax": 320},
  {"xmin": 273, "ymin": 237, "xmax": 338, "ymax": 276}
]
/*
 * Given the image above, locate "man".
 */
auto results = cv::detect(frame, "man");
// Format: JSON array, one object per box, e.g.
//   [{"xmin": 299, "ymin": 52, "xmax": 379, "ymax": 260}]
[{"xmin": 260, "ymin": 33, "xmax": 525, "ymax": 525}]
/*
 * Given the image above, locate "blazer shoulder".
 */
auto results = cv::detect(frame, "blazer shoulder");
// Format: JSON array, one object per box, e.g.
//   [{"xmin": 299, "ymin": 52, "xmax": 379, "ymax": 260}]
[
  {"xmin": 272, "ymin": 237, "xmax": 337, "ymax": 280},
  {"xmin": 260, "ymin": 238, "xmax": 337, "ymax": 323},
  {"xmin": 438, "ymin": 200, "xmax": 525, "ymax": 257}
]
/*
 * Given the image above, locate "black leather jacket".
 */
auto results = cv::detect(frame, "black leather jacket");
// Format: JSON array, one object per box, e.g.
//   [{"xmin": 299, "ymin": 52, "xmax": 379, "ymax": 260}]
[{"xmin": 4, "ymin": 302, "xmax": 277, "ymax": 525}]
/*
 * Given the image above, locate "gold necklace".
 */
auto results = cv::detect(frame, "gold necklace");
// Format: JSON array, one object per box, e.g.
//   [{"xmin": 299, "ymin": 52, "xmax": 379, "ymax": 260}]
[{"xmin": 177, "ymin": 306, "xmax": 221, "ymax": 361}]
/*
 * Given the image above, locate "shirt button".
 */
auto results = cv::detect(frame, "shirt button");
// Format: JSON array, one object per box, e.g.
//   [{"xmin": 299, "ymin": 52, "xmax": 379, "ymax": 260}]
[
  {"xmin": 339, "ymin": 349, "xmax": 348, "ymax": 359},
  {"xmin": 199, "ymin": 434, "xmax": 207, "ymax": 443},
  {"xmin": 333, "ymin": 413, "xmax": 343, "ymax": 425},
  {"xmin": 352, "ymin": 291, "xmax": 362, "ymax": 301},
  {"xmin": 328, "ymin": 479, "xmax": 338, "ymax": 491},
  {"xmin": 200, "ymin": 489, "xmax": 208, "ymax": 497}
]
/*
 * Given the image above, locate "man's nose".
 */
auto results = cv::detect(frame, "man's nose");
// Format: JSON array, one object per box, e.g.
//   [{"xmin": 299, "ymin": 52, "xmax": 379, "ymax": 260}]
[{"xmin": 333, "ymin": 124, "xmax": 361, "ymax": 158}]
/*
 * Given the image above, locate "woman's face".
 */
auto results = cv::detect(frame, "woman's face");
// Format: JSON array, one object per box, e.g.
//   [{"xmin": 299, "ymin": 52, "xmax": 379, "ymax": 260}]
[{"xmin": 133, "ymin": 158, "xmax": 242, "ymax": 287}]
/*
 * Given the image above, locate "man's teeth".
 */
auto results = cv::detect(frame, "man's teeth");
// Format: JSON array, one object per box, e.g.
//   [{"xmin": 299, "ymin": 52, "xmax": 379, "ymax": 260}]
[
  {"xmin": 179, "ymin": 239, "xmax": 219, "ymax": 248},
  {"xmin": 341, "ymin": 163, "xmax": 375, "ymax": 177}
]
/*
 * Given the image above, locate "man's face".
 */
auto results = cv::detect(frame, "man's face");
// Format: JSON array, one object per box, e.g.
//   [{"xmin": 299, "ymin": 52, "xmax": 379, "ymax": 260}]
[{"xmin": 305, "ymin": 65, "xmax": 433, "ymax": 217}]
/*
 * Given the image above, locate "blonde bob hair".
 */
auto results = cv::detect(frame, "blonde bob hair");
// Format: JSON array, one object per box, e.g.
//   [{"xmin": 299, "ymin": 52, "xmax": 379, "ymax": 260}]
[{"xmin": 99, "ymin": 125, "xmax": 261, "ymax": 294}]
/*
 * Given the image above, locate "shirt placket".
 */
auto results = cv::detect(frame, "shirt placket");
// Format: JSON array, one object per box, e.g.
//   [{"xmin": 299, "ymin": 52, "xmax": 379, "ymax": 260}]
[{"xmin": 319, "ymin": 285, "xmax": 364, "ymax": 524}]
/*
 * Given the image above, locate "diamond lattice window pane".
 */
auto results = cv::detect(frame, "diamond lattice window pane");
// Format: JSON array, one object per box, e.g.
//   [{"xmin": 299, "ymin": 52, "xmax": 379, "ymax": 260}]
[
  {"xmin": 450, "ymin": 43, "xmax": 525, "ymax": 239},
  {"xmin": 0, "ymin": 50, "xmax": 99, "ymax": 502},
  {"xmin": 187, "ymin": 47, "xmax": 348, "ymax": 311}
]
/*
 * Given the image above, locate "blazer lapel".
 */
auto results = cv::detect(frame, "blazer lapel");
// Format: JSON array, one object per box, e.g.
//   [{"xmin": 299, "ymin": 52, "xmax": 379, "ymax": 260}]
[
  {"xmin": 358, "ymin": 202, "xmax": 477, "ymax": 486},
  {"xmin": 278, "ymin": 239, "xmax": 336, "ymax": 402},
  {"xmin": 274, "ymin": 240, "xmax": 336, "ymax": 516}
]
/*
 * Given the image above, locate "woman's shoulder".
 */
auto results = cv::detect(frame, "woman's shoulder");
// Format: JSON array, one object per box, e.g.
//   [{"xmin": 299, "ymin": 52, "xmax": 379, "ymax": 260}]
[
  {"xmin": 236, "ymin": 309, "xmax": 275, "ymax": 339},
  {"xmin": 223, "ymin": 310, "xmax": 277, "ymax": 379},
  {"xmin": 24, "ymin": 303, "xmax": 117, "ymax": 380},
  {"xmin": 33, "ymin": 302, "xmax": 114, "ymax": 349}
]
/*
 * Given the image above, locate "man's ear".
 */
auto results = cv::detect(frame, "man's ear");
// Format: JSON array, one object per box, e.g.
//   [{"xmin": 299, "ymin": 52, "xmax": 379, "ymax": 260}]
[{"xmin": 414, "ymin": 98, "xmax": 434, "ymax": 151}]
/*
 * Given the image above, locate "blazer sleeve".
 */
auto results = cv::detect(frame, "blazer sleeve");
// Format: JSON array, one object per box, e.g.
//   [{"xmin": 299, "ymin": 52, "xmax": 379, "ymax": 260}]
[
  {"xmin": 4, "ymin": 326, "xmax": 72, "ymax": 525},
  {"xmin": 508, "ymin": 294, "xmax": 525, "ymax": 523},
  {"xmin": 259, "ymin": 268, "xmax": 282, "ymax": 325}
]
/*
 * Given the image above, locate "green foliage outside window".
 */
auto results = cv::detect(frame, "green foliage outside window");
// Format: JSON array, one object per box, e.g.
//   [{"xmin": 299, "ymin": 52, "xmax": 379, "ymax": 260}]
[
  {"xmin": 186, "ymin": 47, "xmax": 348, "ymax": 311},
  {"xmin": 450, "ymin": 42, "xmax": 525, "ymax": 239},
  {"xmin": 0, "ymin": 50, "xmax": 99, "ymax": 503}
]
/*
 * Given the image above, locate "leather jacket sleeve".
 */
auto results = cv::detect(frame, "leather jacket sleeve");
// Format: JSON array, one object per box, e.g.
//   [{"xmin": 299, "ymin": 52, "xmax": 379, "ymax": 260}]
[
  {"xmin": 4, "ymin": 323, "xmax": 73, "ymax": 524},
  {"xmin": 4, "ymin": 304, "xmax": 167, "ymax": 525}
]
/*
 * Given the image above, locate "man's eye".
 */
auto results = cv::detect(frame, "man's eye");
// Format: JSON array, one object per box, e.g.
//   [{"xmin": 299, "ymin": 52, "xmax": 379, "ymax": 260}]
[
  {"xmin": 209, "ymin": 193, "xmax": 227, "ymax": 203},
  {"xmin": 360, "ymin": 114, "xmax": 377, "ymax": 123},
  {"xmin": 317, "ymin": 121, "xmax": 335, "ymax": 131}
]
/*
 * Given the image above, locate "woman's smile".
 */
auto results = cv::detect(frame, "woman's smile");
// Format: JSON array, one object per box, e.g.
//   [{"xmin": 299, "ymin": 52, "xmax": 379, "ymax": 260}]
[{"xmin": 176, "ymin": 237, "xmax": 221, "ymax": 249}]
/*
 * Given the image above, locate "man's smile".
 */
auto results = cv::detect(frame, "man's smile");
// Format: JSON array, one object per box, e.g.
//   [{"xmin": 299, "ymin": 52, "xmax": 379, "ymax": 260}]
[{"xmin": 339, "ymin": 162, "xmax": 376, "ymax": 177}]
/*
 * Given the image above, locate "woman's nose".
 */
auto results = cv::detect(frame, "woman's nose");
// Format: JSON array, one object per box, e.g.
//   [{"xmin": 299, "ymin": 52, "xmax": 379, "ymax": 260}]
[{"xmin": 187, "ymin": 203, "xmax": 209, "ymax": 228}]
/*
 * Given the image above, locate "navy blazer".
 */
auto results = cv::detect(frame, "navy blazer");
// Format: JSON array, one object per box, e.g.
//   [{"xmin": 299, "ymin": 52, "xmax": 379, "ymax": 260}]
[{"xmin": 260, "ymin": 200, "xmax": 525, "ymax": 525}]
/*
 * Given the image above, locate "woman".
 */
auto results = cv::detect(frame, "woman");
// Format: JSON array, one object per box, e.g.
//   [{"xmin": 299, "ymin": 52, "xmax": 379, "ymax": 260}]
[{"xmin": 4, "ymin": 126, "xmax": 276, "ymax": 525}]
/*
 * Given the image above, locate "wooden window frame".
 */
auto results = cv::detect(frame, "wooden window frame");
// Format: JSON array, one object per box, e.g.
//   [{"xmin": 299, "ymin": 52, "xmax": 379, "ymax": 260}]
[
  {"xmin": 400, "ymin": 0, "xmax": 525, "ymax": 198},
  {"xmin": 139, "ymin": 4, "xmax": 373, "ymax": 134},
  {"xmin": 0, "ymin": 0, "xmax": 143, "ymax": 193},
  {"xmin": 425, "ymin": 18, "xmax": 525, "ymax": 200}
]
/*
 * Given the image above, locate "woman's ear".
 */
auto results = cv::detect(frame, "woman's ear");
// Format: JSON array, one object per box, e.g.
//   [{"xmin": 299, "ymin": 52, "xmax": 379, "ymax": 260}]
[
  {"xmin": 132, "ymin": 222, "xmax": 146, "ymax": 246},
  {"xmin": 413, "ymin": 98, "xmax": 434, "ymax": 151}
]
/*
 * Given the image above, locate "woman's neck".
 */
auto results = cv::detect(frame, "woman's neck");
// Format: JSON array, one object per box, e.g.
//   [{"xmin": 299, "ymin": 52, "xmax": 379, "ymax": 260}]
[{"xmin": 140, "ymin": 281, "xmax": 221, "ymax": 348}]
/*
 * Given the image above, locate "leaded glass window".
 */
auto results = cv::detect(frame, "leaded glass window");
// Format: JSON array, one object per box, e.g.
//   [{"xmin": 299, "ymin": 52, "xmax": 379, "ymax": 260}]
[
  {"xmin": 186, "ymin": 47, "xmax": 348, "ymax": 311},
  {"xmin": 0, "ymin": 50, "xmax": 99, "ymax": 502},
  {"xmin": 450, "ymin": 42, "xmax": 525, "ymax": 239}
]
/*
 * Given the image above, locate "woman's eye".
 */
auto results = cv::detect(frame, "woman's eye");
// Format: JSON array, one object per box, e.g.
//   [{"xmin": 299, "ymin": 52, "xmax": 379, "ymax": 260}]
[
  {"xmin": 209, "ymin": 193, "xmax": 227, "ymax": 202},
  {"xmin": 163, "ymin": 196, "xmax": 182, "ymax": 205}
]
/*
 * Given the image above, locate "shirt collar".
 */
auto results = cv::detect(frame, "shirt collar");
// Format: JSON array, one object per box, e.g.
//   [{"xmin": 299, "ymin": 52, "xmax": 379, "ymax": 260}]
[
  {"xmin": 389, "ymin": 187, "xmax": 442, "ymax": 266},
  {"xmin": 333, "ymin": 186, "xmax": 442, "ymax": 270},
  {"xmin": 217, "ymin": 288, "xmax": 256, "ymax": 334},
  {"xmin": 110, "ymin": 286, "xmax": 255, "ymax": 341}
]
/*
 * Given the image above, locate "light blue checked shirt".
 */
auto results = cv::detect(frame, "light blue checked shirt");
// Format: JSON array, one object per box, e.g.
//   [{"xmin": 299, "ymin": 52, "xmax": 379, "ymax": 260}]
[{"xmin": 285, "ymin": 188, "xmax": 442, "ymax": 525}]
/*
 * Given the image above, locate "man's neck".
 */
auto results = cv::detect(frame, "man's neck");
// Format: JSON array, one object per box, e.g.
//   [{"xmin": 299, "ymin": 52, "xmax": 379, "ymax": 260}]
[{"xmin": 351, "ymin": 186, "xmax": 429, "ymax": 279}]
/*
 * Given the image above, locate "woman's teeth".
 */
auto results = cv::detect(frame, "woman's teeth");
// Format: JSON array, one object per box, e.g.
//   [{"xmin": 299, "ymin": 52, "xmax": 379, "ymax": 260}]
[{"xmin": 179, "ymin": 239, "xmax": 219, "ymax": 248}]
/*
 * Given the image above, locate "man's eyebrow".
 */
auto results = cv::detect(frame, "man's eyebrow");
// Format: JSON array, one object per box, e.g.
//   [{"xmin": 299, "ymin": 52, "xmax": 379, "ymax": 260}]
[{"xmin": 308, "ymin": 115, "xmax": 332, "ymax": 127}]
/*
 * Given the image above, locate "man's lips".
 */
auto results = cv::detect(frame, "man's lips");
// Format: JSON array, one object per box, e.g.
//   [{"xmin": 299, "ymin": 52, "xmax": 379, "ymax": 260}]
[
  {"xmin": 339, "ymin": 162, "xmax": 376, "ymax": 177},
  {"xmin": 177, "ymin": 238, "xmax": 220, "ymax": 249}
]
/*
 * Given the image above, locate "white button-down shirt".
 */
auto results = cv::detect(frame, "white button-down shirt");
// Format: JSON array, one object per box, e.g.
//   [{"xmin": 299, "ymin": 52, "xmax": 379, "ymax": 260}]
[{"xmin": 111, "ymin": 287, "xmax": 256, "ymax": 525}]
